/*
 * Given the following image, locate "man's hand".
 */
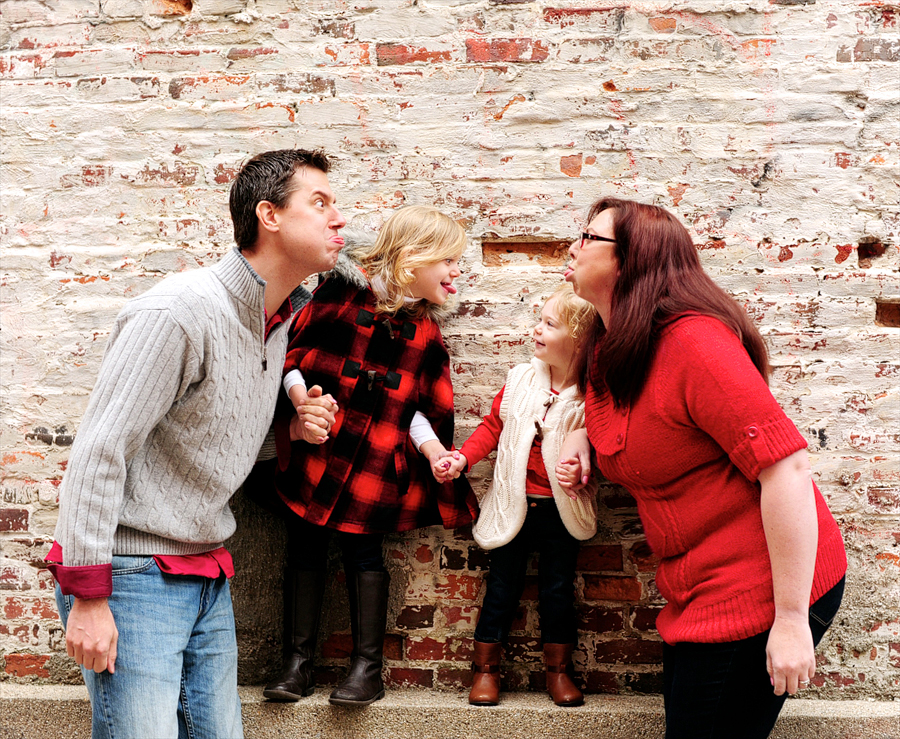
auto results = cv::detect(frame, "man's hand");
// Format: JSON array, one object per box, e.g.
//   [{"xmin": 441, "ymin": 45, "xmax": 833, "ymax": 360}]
[
  {"xmin": 289, "ymin": 384, "xmax": 338, "ymax": 444},
  {"xmin": 66, "ymin": 597, "xmax": 118, "ymax": 674}
]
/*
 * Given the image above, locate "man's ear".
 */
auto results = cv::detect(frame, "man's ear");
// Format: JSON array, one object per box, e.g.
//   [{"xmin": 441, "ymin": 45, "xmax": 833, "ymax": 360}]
[{"xmin": 256, "ymin": 200, "xmax": 279, "ymax": 234}]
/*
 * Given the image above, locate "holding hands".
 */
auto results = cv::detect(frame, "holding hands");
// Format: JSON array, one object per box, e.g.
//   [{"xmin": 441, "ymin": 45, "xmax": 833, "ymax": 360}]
[
  {"xmin": 555, "ymin": 428, "xmax": 592, "ymax": 498},
  {"xmin": 424, "ymin": 444, "xmax": 467, "ymax": 482},
  {"xmin": 289, "ymin": 384, "xmax": 338, "ymax": 444}
]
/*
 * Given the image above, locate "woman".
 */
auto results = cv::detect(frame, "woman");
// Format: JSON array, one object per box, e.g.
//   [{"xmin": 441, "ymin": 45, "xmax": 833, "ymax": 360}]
[{"xmin": 556, "ymin": 198, "xmax": 847, "ymax": 739}]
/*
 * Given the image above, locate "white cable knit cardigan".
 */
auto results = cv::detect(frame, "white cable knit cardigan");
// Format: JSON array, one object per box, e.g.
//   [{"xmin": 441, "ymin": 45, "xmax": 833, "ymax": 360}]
[{"xmin": 472, "ymin": 357, "xmax": 598, "ymax": 550}]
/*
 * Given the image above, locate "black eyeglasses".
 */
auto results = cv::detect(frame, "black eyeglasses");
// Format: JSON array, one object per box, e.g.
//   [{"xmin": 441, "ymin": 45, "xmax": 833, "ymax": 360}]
[{"xmin": 581, "ymin": 232, "xmax": 616, "ymax": 248}]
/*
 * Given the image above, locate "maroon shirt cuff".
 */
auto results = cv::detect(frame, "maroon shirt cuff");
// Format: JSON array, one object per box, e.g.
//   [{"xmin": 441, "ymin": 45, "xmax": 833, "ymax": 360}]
[{"xmin": 46, "ymin": 561, "xmax": 113, "ymax": 599}]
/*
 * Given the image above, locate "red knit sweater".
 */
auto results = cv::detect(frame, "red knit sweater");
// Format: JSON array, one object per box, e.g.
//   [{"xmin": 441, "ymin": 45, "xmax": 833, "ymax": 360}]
[{"xmin": 585, "ymin": 315, "xmax": 847, "ymax": 644}]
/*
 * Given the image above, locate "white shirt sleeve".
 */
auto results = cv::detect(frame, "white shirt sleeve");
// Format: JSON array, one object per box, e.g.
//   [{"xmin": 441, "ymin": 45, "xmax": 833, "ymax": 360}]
[
  {"xmin": 283, "ymin": 369, "xmax": 307, "ymax": 396},
  {"xmin": 410, "ymin": 411, "xmax": 439, "ymax": 451}
]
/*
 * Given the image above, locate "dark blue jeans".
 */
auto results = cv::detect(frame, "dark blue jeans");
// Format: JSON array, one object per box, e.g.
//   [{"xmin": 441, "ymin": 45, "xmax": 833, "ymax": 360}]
[
  {"xmin": 474, "ymin": 498, "xmax": 581, "ymax": 645},
  {"xmin": 662, "ymin": 576, "xmax": 845, "ymax": 739},
  {"xmin": 285, "ymin": 516, "xmax": 386, "ymax": 574}
]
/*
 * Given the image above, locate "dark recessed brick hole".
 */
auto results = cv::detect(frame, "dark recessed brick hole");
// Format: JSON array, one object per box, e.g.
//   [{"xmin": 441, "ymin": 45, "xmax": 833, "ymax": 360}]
[
  {"xmin": 481, "ymin": 239, "xmax": 570, "ymax": 267},
  {"xmin": 875, "ymin": 300, "xmax": 900, "ymax": 328},
  {"xmin": 858, "ymin": 237, "xmax": 886, "ymax": 268}
]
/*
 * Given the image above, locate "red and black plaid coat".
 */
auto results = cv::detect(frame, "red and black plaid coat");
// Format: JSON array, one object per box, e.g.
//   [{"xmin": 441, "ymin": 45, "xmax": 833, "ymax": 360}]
[{"xmin": 272, "ymin": 264, "xmax": 477, "ymax": 534}]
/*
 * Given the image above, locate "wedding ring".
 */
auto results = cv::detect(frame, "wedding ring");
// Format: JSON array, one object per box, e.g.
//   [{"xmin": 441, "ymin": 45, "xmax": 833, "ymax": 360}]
[{"xmin": 798, "ymin": 680, "xmax": 810, "ymax": 686}]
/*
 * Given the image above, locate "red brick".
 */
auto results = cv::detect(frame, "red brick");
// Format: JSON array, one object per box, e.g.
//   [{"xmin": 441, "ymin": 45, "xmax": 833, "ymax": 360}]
[
  {"xmin": 376, "ymin": 44, "xmax": 452, "ymax": 66},
  {"xmin": 505, "ymin": 635, "xmax": 541, "ymax": 661},
  {"xmin": 414, "ymin": 544, "xmax": 434, "ymax": 564},
  {"xmin": 577, "ymin": 604, "xmax": 625, "ymax": 632},
  {"xmin": 543, "ymin": 8, "xmax": 622, "ymax": 29},
  {"xmin": 623, "ymin": 670, "xmax": 664, "ymax": 694},
  {"xmin": 631, "ymin": 605, "xmax": 663, "ymax": 633},
  {"xmin": 320, "ymin": 632, "xmax": 353, "ymax": 659},
  {"xmin": 0, "ymin": 509, "xmax": 28, "ymax": 532},
  {"xmin": 582, "ymin": 669, "xmax": 620, "ymax": 693},
  {"xmin": 466, "ymin": 39, "xmax": 549, "ymax": 63},
  {"xmin": 594, "ymin": 638, "xmax": 664, "ymax": 665},
  {"xmin": 889, "ymin": 643, "xmax": 900, "ymax": 670},
  {"xmin": 405, "ymin": 636, "xmax": 447, "ymax": 660},
  {"xmin": 836, "ymin": 38, "xmax": 900, "ymax": 62},
  {"xmin": 387, "ymin": 667, "xmax": 433, "ymax": 688},
  {"xmin": 2, "ymin": 596, "xmax": 57, "ymax": 620},
  {"xmin": 577, "ymin": 544, "xmax": 624, "ymax": 572},
  {"xmin": 440, "ymin": 546, "xmax": 467, "ymax": 570},
  {"xmin": 435, "ymin": 574, "xmax": 482, "ymax": 600},
  {"xmin": 0, "ymin": 566, "xmax": 28, "ymax": 591},
  {"xmin": 867, "ymin": 487, "xmax": 900, "ymax": 513},
  {"xmin": 649, "ymin": 16, "xmax": 677, "ymax": 33},
  {"xmin": 226, "ymin": 47, "xmax": 278, "ymax": 61},
  {"xmin": 436, "ymin": 666, "xmax": 472, "ymax": 688},
  {"xmin": 560, "ymin": 153, "xmax": 583, "ymax": 177},
  {"xmin": 628, "ymin": 540, "xmax": 660, "ymax": 573},
  {"xmin": 5, "ymin": 653, "xmax": 50, "ymax": 678},
  {"xmin": 396, "ymin": 604, "xmax": 434, "ymax": 629},
  {"xmin": 583, "ymin": 575, "xmax": 643, "ymax": 602},
  {"xmin": 442, "ymin": 604, "xmax": 479, "ymax": 628}
]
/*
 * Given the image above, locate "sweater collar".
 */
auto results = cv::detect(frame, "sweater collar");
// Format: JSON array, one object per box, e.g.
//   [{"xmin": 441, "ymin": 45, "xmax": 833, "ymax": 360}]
[
  {"xmin": 530, "ymin": 357, "xmax": 582, "ymax": 404},
  {"xmin": 212, "ymin": 248, "xmax": 267, "ymax": 310}
]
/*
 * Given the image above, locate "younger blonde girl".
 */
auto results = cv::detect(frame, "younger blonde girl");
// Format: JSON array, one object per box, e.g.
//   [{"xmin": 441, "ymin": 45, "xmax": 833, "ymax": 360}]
[{"xmin": 435, "ymin": 283, "xmax": 598, "ymax": 707}]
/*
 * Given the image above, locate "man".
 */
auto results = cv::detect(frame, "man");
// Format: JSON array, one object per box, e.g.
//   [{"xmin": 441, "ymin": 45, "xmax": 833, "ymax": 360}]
[{"xmin": 47, "ymin": 149, "xmax": 345, "ymax": 738}]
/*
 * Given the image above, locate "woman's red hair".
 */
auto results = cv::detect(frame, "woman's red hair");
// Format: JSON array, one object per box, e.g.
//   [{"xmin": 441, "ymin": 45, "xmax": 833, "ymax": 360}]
[{"xmin": 585, "ymin": 198, "xmax": 770, "ymax": 406}]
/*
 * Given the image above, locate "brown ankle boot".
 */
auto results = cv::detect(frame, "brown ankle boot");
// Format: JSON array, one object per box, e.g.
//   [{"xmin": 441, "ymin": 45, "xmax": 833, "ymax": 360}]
[
  {"xmin": 468, "ymin": 640, "xmax": 501, "ymax": 705},
  {"xmin": 544, "ymin": 643, "xmax": 584, "ymax": 706}
]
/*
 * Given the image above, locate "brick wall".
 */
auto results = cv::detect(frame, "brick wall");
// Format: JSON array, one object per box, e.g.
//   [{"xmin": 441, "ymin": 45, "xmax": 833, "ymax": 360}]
[{"xmin": 1, "ymin": 0, "xmax": 898, "ymax": 699}]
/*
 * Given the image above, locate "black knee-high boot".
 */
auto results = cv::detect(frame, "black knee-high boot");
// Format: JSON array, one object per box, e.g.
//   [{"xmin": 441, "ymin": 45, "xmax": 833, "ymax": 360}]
[
  {"xmin": 263, "ymin": 569, "xmax": 326, "ymax": 701},
  {"xmin": 328, "ymin": 570, "xmax": 389, "ymax": 706}
]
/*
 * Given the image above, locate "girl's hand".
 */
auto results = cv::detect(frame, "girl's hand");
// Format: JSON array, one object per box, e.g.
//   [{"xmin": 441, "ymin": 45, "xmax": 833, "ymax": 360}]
[
  {"xmin": 555, "ymin": 459, "xmax": 584, "ymax": 499},
  {"xmin": 290, "ymin": 385, "xmax": 338, "ymax": 444},
  {"xmin": 430, "ymin": 450, "xmax": 467, "ymax": 482},
  {"xmin": 556, "ymin": 429, "xmax": 592, "ymax": 492},
  {"xmin": 766, "ymin": 613, "xmax": 816, "ymax": 696}
]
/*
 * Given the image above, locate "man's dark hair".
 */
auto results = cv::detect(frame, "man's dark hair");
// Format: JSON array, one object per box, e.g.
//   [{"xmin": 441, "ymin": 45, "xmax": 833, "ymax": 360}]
[{"xmin": 229, "ymin": 149, "xmax": 331, "ymax": 251}]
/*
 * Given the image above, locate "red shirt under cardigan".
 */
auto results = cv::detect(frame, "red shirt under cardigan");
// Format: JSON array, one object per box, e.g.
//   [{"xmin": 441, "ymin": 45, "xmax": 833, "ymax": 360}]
[{"xmin": 585, "ymin": 315, "xmax": 847, "ymax": 644}]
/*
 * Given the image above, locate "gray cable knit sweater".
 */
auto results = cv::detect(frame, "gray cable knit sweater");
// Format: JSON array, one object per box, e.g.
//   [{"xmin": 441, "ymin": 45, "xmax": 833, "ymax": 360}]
[{"xmin": 54, "ymin": 249, "xmax": 309, "ymax": 567}]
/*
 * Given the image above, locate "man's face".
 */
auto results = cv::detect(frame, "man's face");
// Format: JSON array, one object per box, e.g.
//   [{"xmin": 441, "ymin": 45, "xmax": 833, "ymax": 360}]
[{"xmin": 274, "ymin": 167, "xmax": 346, "ymax": 275}]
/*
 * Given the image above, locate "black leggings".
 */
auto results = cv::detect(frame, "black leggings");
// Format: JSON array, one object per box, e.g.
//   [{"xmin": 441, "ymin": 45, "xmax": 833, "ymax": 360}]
[
  {"xmin": 285, "ymin": 515, "xmax": 386, "ymax": 574},
  {"xmin": 662, "ymin": 577, "xmax": 845, "ymax": 739}
]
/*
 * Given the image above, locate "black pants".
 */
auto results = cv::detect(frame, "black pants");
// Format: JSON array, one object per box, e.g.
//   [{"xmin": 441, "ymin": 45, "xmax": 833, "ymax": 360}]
[
  {"xmin": 474, "ymin": 498, "xmax": 581, "ymax": 645},
  {"xmin": 285, "ymin": 516, "xmax": 386, "ymax": 574},
  {"xmin": 662, "ymin": 577, "xmax": 845, "ymax": 739}
]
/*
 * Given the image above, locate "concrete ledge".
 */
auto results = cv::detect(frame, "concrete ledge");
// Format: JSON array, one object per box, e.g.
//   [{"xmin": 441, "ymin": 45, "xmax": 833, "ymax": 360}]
[{"xmin": 1, "ymin": 684, "xmax": 897, "ymax": 739}]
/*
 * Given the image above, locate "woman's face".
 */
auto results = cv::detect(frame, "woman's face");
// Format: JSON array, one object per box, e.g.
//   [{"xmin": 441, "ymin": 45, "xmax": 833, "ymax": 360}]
[{"xmin": 565, "ymin": 208, "xmax": 619, "ymax": 322}]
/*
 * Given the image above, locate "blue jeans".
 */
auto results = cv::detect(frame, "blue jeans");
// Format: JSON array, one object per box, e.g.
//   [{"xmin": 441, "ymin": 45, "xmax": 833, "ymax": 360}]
[
  {"xmin": 474, "ymin": 498, "xmax": 580, "ymax": 645},
  {"xmin": 55, "ymin": 556, "xmax": 243, "ymax": 739},
  {"xmin": 662, "ymin": 576, "xmax": 845, "ymax": 739}
]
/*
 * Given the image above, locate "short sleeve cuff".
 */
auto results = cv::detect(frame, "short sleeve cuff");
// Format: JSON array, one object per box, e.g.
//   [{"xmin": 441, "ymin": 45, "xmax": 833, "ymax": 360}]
[
  {"xmin": 47, "ymin": 563, "xmax": 113, "ymax": 599},
  {"xmin": 729, "ymin": 416, "xmax": 808, "ymax": 482}
]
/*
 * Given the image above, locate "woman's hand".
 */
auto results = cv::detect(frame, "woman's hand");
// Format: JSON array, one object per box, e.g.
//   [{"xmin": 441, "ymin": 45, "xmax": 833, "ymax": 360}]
[
  {"xmin": 759, "ymin": 448, "xmax": 819, "ymax": 695},
  {"xmin": 556, "ymin": 428, "xmax": 592, "ymax": 493},
  {"xmin": 766, "ymin": 613, "xmax": 816, "ymax": 696}
]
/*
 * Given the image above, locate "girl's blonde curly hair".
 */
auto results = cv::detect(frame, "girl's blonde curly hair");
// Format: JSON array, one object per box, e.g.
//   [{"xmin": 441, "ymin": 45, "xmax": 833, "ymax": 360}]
[
  {"xmin": 356, "ymin": 205, "xmax": 467, "ymax": 317},
  {"xmin": 545, "ymin": 283, "xmax": 598, "ymax": 393}
]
